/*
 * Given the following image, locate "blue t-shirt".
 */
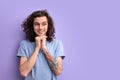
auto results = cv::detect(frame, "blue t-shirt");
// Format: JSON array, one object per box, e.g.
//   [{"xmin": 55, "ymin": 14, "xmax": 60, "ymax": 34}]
[{"xmin": 17, "ymin": 39, "xmax": 65, "ymax": 80}]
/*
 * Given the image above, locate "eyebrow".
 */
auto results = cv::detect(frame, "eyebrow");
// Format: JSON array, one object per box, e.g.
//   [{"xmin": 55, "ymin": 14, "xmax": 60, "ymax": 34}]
[
  {"xmin": 34, "ymin": 21, "xmax": 47, "ymax": 23},
  {"xmin": 41, "ymin": 21, "xmax": 47, "ymax": 23}
]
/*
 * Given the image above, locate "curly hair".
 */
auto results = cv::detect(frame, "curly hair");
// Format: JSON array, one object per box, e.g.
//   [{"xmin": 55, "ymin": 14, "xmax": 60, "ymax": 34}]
[{"xmin": 21, "ymin": 10, "xmax": 55, "ymax": 42}]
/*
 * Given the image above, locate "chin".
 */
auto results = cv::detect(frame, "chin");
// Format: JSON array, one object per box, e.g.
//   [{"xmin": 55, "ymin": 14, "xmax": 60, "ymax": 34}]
[{"xmin": 37, "ymin": 33, "xmax": 45, "ymax": 36}]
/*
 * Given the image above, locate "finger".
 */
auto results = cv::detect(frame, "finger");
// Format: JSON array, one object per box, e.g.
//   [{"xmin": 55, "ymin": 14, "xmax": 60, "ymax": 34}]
[
  {"xmin": 37, "ymin": 35, "xmax": 47, "ymax": 38},
  {"xmin": 44, "ymin": 36, "xmax": 47, "ymax": 38}
]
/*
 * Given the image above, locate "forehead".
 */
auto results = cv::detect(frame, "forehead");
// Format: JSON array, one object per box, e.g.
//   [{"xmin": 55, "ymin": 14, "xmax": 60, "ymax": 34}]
[{"xmin": 34, "ymin": 16, "xmax": 47, "ymax": 22}]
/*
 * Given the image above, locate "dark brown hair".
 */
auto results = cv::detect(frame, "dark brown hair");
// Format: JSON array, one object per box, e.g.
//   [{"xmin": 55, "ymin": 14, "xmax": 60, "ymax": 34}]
[{"xmin": 21, "ymin": 10, "xmax": 55, "ymax": 42}]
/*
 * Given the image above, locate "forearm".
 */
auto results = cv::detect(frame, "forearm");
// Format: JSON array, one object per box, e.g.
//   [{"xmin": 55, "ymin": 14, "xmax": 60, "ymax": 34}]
[
  {"xmin": 20, "ymin": 47, "xmax": 39, "ymax": 77},
  {"xmin": 43, "ymin": 49, "xmax": 63, "ymax": 75}
]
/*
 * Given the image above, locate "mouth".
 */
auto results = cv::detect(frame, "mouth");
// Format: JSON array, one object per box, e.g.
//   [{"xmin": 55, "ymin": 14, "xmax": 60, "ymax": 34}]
[
  {"xmin": 38, "ymin": 32, "xmax": 43, "ymax": 34},
  {"xmin": 37, "ymin": 30, "xmax": 44, "ymax": 35}
]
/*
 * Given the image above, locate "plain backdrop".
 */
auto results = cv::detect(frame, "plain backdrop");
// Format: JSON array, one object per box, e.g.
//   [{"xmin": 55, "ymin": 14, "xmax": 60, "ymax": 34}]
[{"xmin": 0, "ymin": 0, "xmax": 120, "ymax": 80}]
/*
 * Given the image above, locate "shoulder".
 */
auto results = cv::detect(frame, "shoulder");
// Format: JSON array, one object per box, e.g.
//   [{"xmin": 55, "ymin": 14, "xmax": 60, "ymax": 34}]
[
  {"xmin": 19, "ymin": 39, "xmax": 32, "ymax": 46},
  {"xmin": 49, "ymin": 39, "xmax": 63, "ymax": 47},
  {"xmin": 51, "ymin": 39, "xmax": 62, "ymax": 44}
]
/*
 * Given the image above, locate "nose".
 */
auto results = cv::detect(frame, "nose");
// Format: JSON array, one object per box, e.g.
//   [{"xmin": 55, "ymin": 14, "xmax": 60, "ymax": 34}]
[{"xmin": 39, "ymin": 24, "xmax": 43, "ymax": 29}]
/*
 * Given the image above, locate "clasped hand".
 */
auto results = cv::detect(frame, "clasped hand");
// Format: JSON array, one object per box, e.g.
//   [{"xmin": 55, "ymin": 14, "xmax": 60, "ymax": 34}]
[{"xmin": 35, "ymin": 36, "xmax": 47, "ymax": 52}]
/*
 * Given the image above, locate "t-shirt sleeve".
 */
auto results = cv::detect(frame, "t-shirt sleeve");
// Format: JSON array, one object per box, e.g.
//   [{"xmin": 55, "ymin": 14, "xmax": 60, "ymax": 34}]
[
  {"xmin": 17, "ymin": 41, "xmax": 27, "ymax": 57},
  {"xmin": 55, "ymin": 40, "xmax": 65, "ymax": 59}
]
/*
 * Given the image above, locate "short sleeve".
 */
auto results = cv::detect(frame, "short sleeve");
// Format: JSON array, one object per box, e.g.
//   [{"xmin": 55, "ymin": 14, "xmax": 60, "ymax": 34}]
[
  {"xmin": 55, "ymin": 40, "xmax": 65, "ymax": 59},
  {"xmin": 17, "ymin": 41, "xmax": 27, "ymax": 57}
]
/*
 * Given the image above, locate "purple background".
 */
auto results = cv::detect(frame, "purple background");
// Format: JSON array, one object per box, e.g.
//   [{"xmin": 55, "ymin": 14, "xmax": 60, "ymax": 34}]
[{"xmin": 0, "ymin": 0, "xmax": 120, "ymax": 80}]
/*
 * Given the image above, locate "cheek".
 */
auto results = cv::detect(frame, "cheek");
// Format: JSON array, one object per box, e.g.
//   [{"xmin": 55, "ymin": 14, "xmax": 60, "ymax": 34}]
[
  {"xmin": 45, "ymin": 26, "xmax": 48, "ymax": 31},
  {"xmin": 33, "ymin": 26, "xmax": 38, "ymax": 32}
]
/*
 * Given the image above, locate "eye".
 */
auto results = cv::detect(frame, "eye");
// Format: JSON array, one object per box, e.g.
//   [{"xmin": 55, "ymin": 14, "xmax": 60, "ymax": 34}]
[
  {"xmin": 42, "ymin": 22, "xmax": 47, "ymax": 26},
  {"xmin": 34, "ymin": 22, "xmax": 40, "ymax": 26}
]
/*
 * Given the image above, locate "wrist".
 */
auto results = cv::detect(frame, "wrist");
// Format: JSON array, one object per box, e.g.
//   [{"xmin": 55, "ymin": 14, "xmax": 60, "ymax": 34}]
[
  {"xmin": 42, "ymin": 47, "xmax": 48, "ymax": 54},
  {"xmin": 35, "ymin": 47, "xmax": 40, "ymax": 52}
]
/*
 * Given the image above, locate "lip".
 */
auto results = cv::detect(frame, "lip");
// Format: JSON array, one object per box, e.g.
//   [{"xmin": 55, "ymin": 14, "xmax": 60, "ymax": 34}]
[
  {"xmin": 36, "ymin": 30, "xmax": 45, "ymax": 35},
  {"xmin": 38, "ymin": 30, "xmax": 43, "ymax": 33},
  {"xmin": 38, "ymin": 32, "xmax": 43, "ymax": 34},
  {"xmin": 37, "ymin": 31, "xmax": 44, "ymax": 34}
]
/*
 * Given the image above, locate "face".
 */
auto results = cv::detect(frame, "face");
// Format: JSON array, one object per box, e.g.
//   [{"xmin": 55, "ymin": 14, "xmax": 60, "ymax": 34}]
[{"xmin": 33, "ymin": 16, "xmax": 48, "ymax": 36}]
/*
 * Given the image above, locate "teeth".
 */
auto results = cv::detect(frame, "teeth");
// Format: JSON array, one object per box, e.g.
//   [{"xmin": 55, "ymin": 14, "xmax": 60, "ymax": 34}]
[
  {"xmin": 38, "ymin": 31, "xmax": 43, "ymax": 33},
  {"xmin": 38, "ymin": 30, "xmax": 44, "ymax": 34}
]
